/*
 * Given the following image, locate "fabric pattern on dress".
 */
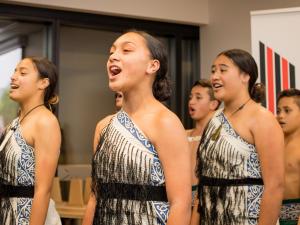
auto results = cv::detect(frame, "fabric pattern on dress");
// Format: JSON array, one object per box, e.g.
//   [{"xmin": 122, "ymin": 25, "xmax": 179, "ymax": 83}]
[
  {"xmin": 0, "ymin": 119, "xmax": 61, "ymax": 225},
  {"xmin": 279, "ymin": 198, "xmax": 300, "ymax": 225},
  {"xmin": 92, "ymin": 110, "xmax": 169, "ymax": 225},
  {"xmin": 197, "ymin": 109, "xmax": 264, "ymax": 225}
]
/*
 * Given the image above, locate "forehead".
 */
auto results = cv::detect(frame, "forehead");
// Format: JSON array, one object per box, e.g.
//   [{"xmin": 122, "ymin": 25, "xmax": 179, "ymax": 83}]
[
  {"xmin": 191, "ymin": 85, "xmax": 210, "ymax": 95},
  {"xmin": 112, "ymin": 32, "xmax": 147, "ymax": 47},
  {"xmin": 213, "ymin": 54, "xmax": 234, "ymax": 66},
  {"xmin": 17, "ymin": 58, "xmax": 35, "ymax": 70},
  {"xmin": 278, "ymin": 96, "xmax": 298, "ymax": 107}
]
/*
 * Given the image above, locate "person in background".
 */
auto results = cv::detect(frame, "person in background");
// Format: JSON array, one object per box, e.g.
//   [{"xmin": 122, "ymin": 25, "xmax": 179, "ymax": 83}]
[
  {"xmin": 92, "ymin": 92, "xmax": 123, "ymax": 152},
  {"xmin": 114, "ymin": 91, "xmax": 123, "ymax": 111},
  {"xmin": 186, "ymin": 79, "xmax": 220, "ymax": 213},
  {"xmin": 83, "ymin": 30, "xmax": 191, "ymax": 225},
  {"xmin": 192, "ymin": 49, "xmax": 284, "ymax": 225},
  {"xmin": 277, "ymin": 88, "xmax": 300, "ymax": 225},
  {"xmin": 0, "ymin": 57, "xmax": 61, "ymax": 225}
]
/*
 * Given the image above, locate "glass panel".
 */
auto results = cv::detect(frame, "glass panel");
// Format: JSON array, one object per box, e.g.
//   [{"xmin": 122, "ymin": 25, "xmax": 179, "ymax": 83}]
[
  {"xmin": 59, "ymin": 27, "xmax": 173, "ymax": 164},
  {"xmin": 0, "ymin": 48, "xmax": 21, "ymax": 132},
  {"xmin": 0, "ymin": 18, "xmax": 48, "ymax": 132},
  {"xmin": 181, "ymin": 39, "xmax": 200, "ymax": 129},
  {"xmin": 59, "ymin": 26, "xmax": 120, "ymax": 163}
]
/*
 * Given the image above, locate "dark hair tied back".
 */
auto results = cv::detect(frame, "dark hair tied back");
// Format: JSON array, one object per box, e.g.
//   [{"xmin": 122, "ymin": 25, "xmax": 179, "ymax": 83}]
[
  {"xmin": 219, "ymin": 49, "xmax": 264, "ymax": 103},
  {"xmin": 251, "ymin": 83, "xmax": 265, "ymax": 103},
  {"xmin": 129, "ymin": 30, "xmax": 171, "ymax": 101},
  {"xmin": 29, "ymin": 57, "xmax": 59, "ymax": 111},
  {"xmin": 152, "ymin": 73, "xmax": 171, "ymax": 102}
]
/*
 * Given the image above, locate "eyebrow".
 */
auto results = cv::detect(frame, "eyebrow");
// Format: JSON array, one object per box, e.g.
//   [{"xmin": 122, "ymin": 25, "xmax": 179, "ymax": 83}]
[
  {"xmin": 219, "ymin": 64, "xmax": 229, "ymax": 67},
  {"xmin": 15, "ymin": 66, "xmax": 28, "ymax": 71},
  {"xmin": 111, "ymin": 41, "xmax": 136, "ymax": 48},
  {"xmin": 211, "ymin": 64, "xmax": 229, "ymax": 69}
]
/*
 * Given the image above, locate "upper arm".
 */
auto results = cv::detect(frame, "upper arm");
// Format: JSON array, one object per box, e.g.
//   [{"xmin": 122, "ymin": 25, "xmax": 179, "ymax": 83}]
[
  {"xmin": 252, "ymin": 110, "xmax": 284, "ymax": 186},
  {"xmin": 153, "ymin": 113, "xmax": 191, "ymax": 204},
  {"xmin": 93, "ymin": 114, "xmax": 113, "ymax": 152},
  {"xmin": 34, "ymin": 114, "xmax": 61, "ymax": 192}
]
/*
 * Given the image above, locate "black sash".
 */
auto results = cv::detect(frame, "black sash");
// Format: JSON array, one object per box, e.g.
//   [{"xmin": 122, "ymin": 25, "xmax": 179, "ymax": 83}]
[
  {"xmin": 0, "ymin": 184, "xmax": 34, "ymax": 198},
  {"xmin": 99, "ymin": 182, "xmax": 168, "ymax": 201},
  {"xmin": 200, "ymin": 176, "xmax": 263, "ymax": 186}
]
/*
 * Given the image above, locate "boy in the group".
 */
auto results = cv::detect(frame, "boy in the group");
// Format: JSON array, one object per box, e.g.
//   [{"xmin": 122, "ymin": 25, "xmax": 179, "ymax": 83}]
[
  {"xmin": 277, "ymin": 88, "xmax": 300, "ymax": 225},
  {"xmin": 187, "ymin": 79, "xmax": 221, "ymax": 224}
]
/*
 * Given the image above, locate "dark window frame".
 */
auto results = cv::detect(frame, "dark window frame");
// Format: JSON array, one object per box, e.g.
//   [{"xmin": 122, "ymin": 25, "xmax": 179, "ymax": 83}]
[{"xmin": 0, "ymin": 3, "xmax": 200, "ymax": 124}]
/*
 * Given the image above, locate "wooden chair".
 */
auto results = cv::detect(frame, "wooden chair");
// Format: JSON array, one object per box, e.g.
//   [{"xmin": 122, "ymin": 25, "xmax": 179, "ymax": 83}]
[
  {"xmin": 51, "ymin": 177, "xmax": 62, "ymax": 203},
  {"xmin": 53, "ymin": 177, "xmax": 86, "ymax": 219},
  {"xmin": 51, "ymin": 164, "xmax": 92, "ymax": 221},
  {"xmin": 84, "ymin": 176, "xmax": 92, "ymax": 204}
]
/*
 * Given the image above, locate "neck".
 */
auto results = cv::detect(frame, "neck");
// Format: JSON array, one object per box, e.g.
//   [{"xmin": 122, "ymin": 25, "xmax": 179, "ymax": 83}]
[
  {"xmin": 224, "ymin": 92, "xmax": 251, "ymax": 116},
  {"xmin": 284, "ymin": 129, "xmax": 300, "ymax": 145},
  {"xmin": 19, "ymin": 99, "xmax": 44, "ymax": 118},
  {"xmin": 193, "ymin": 112, "xmax": 214, "ymax": 136},
  {"xmin": 122, "ymin": 87, "xmax": 157, "ymax": 116}
]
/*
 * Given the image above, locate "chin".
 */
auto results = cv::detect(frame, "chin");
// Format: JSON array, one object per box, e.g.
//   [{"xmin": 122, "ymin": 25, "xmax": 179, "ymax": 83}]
[
  {"xmin": 108, "ymin": 82, "xmax": 120, "ymax": 92},
  {"xmin": 283, "ymin": 127, "xmax": 294, "ymax": 135},
  {"xmin": 213, "ymin": 92, "xmax": 224, "ymax": 102},
  {"xmin": 8, "ymin": 93, "xmax": 18, "ymax": 102}
]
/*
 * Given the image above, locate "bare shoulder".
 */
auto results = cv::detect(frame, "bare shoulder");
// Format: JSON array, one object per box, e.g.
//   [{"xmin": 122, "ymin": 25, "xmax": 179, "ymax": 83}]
[
  {"xmin": 150, "ymin": 107, "xmax": 185, "ymax": 139},
  {"xmin": 156, "ymin": 107, "xmax": 183, "ymax": 128},
  {"xmin": 34, "ymin": 108, "xmax": 60, "ymax": 131},
  {"xmin": 95, "ymin": 114, "xmax": 115, "ymax": 134},
  {"xmin": 251, "ymin": 104, "xmax": 278, "ymax": 129},
  {"xmin": 93, "ymin": 114, "xmax": 115, "ymax": 152},
  {"xmin": 286, "ymin": 134, "xmax": 300, "ymax": 158}
]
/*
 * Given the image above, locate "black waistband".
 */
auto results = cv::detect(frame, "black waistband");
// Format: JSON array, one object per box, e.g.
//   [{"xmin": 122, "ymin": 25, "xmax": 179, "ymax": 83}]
[
  {"xmin": 99, "ymin": 183, "xmax": 168, "ymax": 202},
  {"xmin": 0, "ymin": 184, "xmax": 34, "ymax": 198},
  {"xmin": 200, "ymin": 176, "xmax": 263, "ymax": 186}
]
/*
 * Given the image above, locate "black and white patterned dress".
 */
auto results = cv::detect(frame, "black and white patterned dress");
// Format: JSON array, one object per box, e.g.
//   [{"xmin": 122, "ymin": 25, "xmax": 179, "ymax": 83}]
[
  {"xmin": 0, "ymin": 118, "xmax": 61, "ymax": 225},
  {"xmin": 92, "ymin": 110, "xmax": 169, "ymax": 225},
  {"xmin": 197, "ymin": 109, "xmax": 264, "ymax": 225}
]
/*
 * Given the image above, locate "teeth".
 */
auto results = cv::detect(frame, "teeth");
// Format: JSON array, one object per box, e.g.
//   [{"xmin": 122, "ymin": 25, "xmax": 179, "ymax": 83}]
[
  {"xmin": 213, "ymin": 84, "xmax": 222, "ymax": 88},
  {"xmin": 10, "ymin": 84, "xmax": 19, "ymax": 89}
]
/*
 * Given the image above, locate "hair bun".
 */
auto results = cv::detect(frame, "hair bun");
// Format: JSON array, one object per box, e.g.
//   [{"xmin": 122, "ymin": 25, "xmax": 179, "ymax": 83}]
[
  {"xmin": 48, "ymin": 95, "xmax": 59, "ymax": 105},
  {"xmin": 251, "ymin": 83, "xmax": 265, "ymax": 103}
]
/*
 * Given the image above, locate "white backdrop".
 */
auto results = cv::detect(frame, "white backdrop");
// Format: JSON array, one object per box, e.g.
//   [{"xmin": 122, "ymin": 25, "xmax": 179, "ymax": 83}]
[{"xmin": 251, "ymin": 7, "xmax": 300, "ymax": 113}]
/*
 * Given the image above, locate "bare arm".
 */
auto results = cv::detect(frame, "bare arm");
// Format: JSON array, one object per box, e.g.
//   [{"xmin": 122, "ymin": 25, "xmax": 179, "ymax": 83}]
[
  {"xmin": 253, "ymin": 110, "xmax": 284, "ymax": 225},
  {"xmin": 153, "ymin": 112, "xmax": 192, "ymax": 225},
  {"xmin": 82, "ymin": 114, "xmax": 113, "ymax": 225},
  {"xmin": 29, "ymin": 114, "xmax": 61, "ymax": 225},
  {"xmin": 190, "ymin": 194, "xmax": 200, "ymax": 225}
]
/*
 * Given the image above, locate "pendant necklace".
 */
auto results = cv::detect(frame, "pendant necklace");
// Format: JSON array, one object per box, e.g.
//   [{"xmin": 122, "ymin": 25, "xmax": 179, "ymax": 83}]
[
  {"xmin": 19, "ymin": 104, "xmax": 44, "ymax": 124},
  {"xmin": 11, "ymin": 104, "xmax": 45, "ymax": 130},
  {"xmin": 211, "ymin": 98, "xmax": 251, "ymax": 141}
]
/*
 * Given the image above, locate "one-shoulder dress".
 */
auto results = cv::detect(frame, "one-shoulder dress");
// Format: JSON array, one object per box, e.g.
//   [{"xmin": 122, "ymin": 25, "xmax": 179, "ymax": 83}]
[
  {"xmin": 0, "ymin": 118, "xmax": 61, "ymax": 225},
  {"xmin": 92, "ymin": 110, "xmax": 169, "ymax": 225}
]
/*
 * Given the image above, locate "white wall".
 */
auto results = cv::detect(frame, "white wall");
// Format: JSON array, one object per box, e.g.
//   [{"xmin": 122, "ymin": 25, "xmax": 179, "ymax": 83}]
[
  {"xmin": 200, "ymin": 0, "xmax": 300, "ymax": 78},
  {"xmin": 3, "ymin": 0, "xmax": 209, "ymax": 25},
  {"xmin": 4, "ymin": 0, "xmax": 300, "ymax": 80}
]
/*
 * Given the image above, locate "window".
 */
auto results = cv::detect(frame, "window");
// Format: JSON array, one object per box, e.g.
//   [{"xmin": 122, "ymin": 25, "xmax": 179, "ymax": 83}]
[
  {"xmin": 0, "ymin": 48, "xmax": 21, "ymax": 132},
  {"xmin": 0, "ymin": 3, "xmax": 199, "ymax": 163}
]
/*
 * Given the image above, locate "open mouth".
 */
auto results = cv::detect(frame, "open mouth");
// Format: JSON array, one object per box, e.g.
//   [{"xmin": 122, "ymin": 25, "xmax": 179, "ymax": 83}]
[
  {"xmin": 10, "ymin": 84, "xmax": 19, "ymax": 89},
  {"xmin": 109, "ymin": 65, "xmax": 122, "ymax": 76},
  {"xmin": 212, "ymin": 83, "xmax": 222, "ymax": 89},
  {"xmin": 189, "ymin": 107, "xmax": 196, "ymax": 113}
]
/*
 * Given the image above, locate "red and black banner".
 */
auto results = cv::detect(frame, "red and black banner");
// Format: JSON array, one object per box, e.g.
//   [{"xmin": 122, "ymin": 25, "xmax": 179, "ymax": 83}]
[{"xmin": 259, "ymin": 41, "xmax": 296, "ymax": 113}]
